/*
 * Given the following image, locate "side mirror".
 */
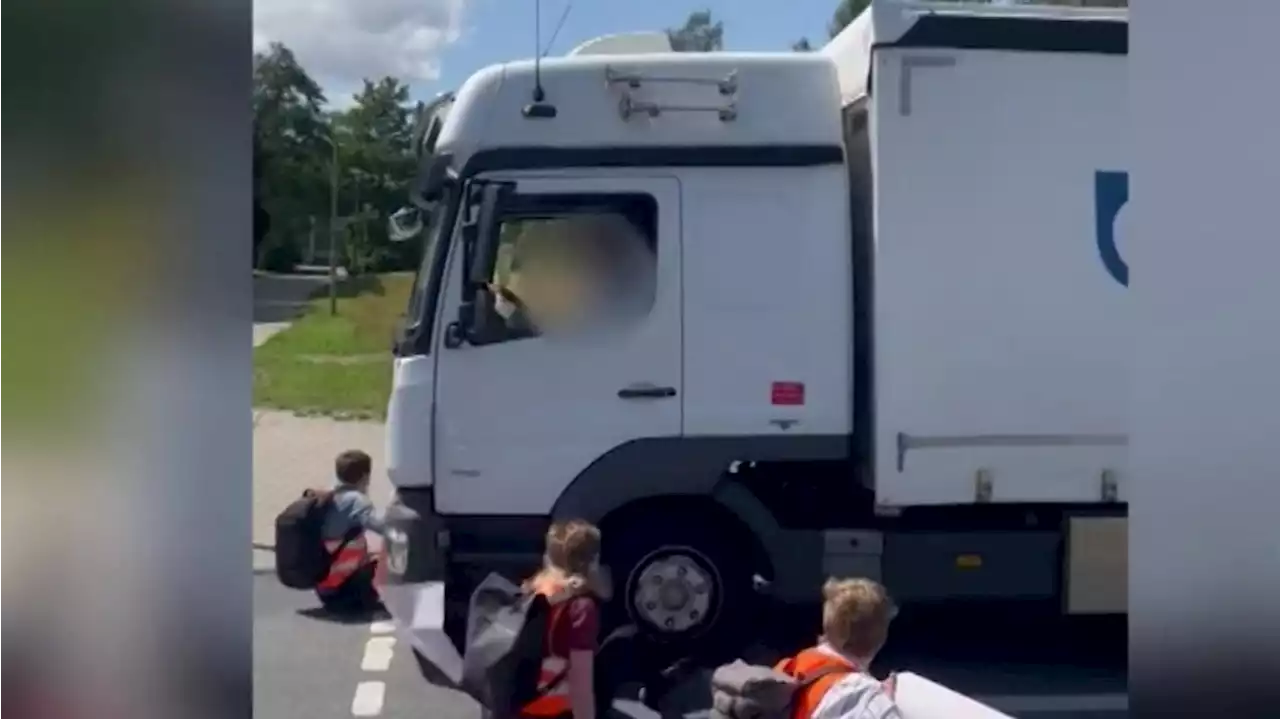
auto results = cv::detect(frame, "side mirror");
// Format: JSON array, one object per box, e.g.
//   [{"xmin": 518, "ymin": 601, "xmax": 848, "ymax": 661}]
[
  {"xmin": 412, "ymin": 152, "xmax": 454, "ymax": 209},
  {"xmin": 388, "ymin": 207, "xmax": 425, "ymax": 242}
]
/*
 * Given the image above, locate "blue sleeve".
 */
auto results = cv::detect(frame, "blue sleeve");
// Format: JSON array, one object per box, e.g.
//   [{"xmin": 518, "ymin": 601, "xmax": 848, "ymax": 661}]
[{"xmin": 348, "ymin": 494, "xmax": 388, "ymax": 536}]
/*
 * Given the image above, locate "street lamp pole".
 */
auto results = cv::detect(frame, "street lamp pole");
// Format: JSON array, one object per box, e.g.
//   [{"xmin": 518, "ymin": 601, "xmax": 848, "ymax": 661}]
[{"xmin": 327, "ymin": 136, "xmax": 339, "ymax": 316}]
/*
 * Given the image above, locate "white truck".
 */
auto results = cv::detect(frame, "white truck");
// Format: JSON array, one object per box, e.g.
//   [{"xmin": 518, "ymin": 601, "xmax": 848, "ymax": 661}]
[{"xmin": 379, "ymin": 0, "xmax": 1130, "ymax": 654}]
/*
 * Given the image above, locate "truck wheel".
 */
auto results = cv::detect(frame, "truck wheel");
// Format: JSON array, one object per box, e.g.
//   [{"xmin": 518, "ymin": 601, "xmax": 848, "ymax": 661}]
[{"xmin": 604, "ymin": 517, "xmax": 757, "ymax": 659}]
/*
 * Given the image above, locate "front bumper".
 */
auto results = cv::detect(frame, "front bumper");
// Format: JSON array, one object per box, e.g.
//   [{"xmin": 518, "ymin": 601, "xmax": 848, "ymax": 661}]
[
  {"xmin": 374, "ymin": 487, "xmax": 548, "ymax": 685},
  {"xmin": 373, "ymin": 488, "xmax": 462, "ymax": 686}
]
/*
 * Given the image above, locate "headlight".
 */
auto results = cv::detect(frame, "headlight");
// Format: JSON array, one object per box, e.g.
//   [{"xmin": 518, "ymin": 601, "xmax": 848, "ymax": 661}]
[{"xmin": 386, "ymin": 527, "xmax": 410, "ymax": 576}]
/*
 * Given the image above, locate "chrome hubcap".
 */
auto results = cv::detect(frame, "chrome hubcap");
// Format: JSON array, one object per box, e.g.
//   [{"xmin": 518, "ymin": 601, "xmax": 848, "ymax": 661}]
[{"xmin": 632, "ymin": 552, "xmax": 714, "ymax": 633}]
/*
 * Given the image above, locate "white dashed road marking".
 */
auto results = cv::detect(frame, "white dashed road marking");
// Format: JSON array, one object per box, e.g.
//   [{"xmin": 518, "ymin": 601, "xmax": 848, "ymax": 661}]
[
  {"xmin": 350, "ymin": 681, "xmax": 386, "ymax": 717},
  {"xmin": 351, "ymin": 619, "xmax": 399, "ymax": 715},
  {"xmin": 361, "ymin": 636, "xmax": 398, "ymax": 672}
]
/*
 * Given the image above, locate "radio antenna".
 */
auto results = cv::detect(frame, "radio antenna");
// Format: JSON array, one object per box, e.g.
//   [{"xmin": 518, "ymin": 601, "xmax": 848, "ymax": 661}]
[
  {"xmin": 542, "ymin": 2, "xmax": 573, "ymax": 57},
  {"xmin": 532, "ymin": 0, "xmax": 545, "ymax": 102},
  {"xmin": 522, "ymin": 0, "xmax": 558, "ymax": 117}
]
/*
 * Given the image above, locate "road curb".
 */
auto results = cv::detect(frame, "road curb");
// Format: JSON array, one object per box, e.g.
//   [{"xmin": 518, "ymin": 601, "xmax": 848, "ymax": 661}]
[{"xmin": 254, "ymin": 543, "xmax": 275, "ymax": 574}]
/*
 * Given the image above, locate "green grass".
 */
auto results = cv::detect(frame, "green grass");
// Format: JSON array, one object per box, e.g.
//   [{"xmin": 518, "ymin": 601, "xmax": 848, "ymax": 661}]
[{"xmin": 253, "ymin": 273, "xmax": 414, "ymax": 420}]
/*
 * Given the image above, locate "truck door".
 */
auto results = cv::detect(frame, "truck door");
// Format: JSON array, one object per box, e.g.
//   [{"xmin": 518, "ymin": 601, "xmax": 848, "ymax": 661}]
[{"xmin": 432, "ymin": 173, "xmax": 683, "ymax": 515}]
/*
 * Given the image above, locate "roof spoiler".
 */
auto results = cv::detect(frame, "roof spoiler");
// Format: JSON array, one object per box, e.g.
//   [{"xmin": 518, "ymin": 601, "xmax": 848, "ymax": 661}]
[{"xmin": 568, "ymin": 32, "xmax": 673, "ymax": 56}]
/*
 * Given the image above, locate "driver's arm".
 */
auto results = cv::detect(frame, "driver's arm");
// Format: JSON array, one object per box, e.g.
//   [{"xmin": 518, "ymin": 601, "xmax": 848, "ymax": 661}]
[
  {"xmin": 488, "ymin": 282, "xmax": 536, "ymax": 334},
  {"xmin": 488, "ymin": 282, "xmax": 517, "ymax": 320}
]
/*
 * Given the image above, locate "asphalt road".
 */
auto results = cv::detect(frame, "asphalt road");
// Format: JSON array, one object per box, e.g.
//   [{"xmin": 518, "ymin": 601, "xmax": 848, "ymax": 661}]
[
  {"xmin": 255, "ymin": 573, "xmax": 471, "ymax": 719},
  {"xmin": 254, "ymin": 574, "xmax": 1127, "ymax": 719},
  {"xmin": 254, "ymin": 272, "xmax": 330, "ymax": 324},
  {"xmin": 253, "ymin": 272, "xmax": 331, "ymax": 347}
]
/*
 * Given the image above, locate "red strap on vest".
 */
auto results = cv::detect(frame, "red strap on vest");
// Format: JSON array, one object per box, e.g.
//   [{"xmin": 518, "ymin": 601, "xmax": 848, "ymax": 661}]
[{"xmin": 777, "ymin": 647, "xmax": 857, "ymax": 719}]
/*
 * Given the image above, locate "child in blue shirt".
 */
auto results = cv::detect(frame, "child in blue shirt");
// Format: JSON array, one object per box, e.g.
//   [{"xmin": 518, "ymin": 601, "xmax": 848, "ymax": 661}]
[{"xmin": 316, "ymin": 449, "xmax": 387, "ymax": 614}]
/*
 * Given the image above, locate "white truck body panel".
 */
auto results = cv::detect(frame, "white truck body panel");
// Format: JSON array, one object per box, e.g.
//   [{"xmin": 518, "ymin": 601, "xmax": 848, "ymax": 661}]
[
  {"xmin": 679, "ymin": 164, "xmax": 853, "ymax": 439},
  {"xmin": 825, "ymin": 1, "xmax": 1126, "ymax": 106},
  {"xmin": 843, "ymin": 7, "xmax": 1130, "ymax": 506}
]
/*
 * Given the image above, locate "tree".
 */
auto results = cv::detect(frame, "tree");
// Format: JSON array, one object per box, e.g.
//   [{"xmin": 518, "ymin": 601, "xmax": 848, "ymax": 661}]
[
  {"xmin": 667, "ymin": 10, "xmax": 724, "ymax": 52},
  {"xmin": 253, "ymin": 42, "xmax": 331, "ymax": 271},
  {"xmin": 253, "ymin": 136, "xmax": 270, "ymax": 261},
  {"xmin": 331, "ymin": 77, "xmax": 419, "ymax": 273},
  {"xmin": 792, "ymin": 37, "xmax": 814, "ymax": 52},
  {"xmin": 828, "ymin": 0, "xmax": 869, "ymax": 39}
]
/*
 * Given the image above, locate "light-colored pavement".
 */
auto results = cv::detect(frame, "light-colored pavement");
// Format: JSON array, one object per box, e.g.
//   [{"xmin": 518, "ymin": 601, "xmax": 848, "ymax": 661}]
[
  {"xmin": 254, "ymin": 322, "xmax": 293, "ymax": 347},
  {"xmin": 253, "ymin": 410, "xmax": 391, "ymax": 570}
]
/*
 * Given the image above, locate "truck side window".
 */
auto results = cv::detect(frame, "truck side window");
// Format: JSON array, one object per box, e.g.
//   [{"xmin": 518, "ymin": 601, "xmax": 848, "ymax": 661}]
[{"xmin": 484, "ymin": 193, "xmax": 657, "ymax": 342}]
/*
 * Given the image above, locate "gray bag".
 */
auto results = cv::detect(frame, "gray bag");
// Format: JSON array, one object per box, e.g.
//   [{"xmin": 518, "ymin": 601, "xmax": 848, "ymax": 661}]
[
  {"xmin": 460, "ymin": 573, "xmax": 560, "ymax": 719},
  {"xmin": 709, "ymin": 660, "xmax": 847, "ymax": 719}
]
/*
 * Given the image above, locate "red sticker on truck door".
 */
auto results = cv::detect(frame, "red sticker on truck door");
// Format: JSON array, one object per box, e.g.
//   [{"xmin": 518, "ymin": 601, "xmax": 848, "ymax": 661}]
[{"xmin": 771, "ymin": 381, "xmax": 805, "ymax": 406}]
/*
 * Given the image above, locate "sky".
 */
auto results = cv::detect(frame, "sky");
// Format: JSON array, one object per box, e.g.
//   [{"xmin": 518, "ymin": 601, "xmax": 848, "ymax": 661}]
[{"xmin": 252, "ymin": 0, "xmax": 847, "ymax": 107}]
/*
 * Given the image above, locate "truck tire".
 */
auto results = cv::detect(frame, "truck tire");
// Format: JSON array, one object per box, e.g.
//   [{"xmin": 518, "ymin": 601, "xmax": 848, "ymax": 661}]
[{"xmin": 603, "ymin": 514, "xmax": 758, "ymax": 661}]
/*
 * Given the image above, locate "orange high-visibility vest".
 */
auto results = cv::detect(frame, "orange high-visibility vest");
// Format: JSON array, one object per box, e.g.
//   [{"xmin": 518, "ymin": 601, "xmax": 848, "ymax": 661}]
[
  {"xmin": 316, "ymin": 533, "xmax": 370, "ymax": 592},
  {"xmin": 519, "ymin": 578, "xmax": 583, "ymax": 718},
  {"xmin": 774, "ymin": 647, "xmax": 857, "ymax": 719}
]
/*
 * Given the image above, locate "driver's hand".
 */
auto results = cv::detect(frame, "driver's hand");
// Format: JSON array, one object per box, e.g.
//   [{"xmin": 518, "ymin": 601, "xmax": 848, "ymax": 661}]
[{"xmin": 488, "ymin": 282, "xmax": 516, "ymax": 319}]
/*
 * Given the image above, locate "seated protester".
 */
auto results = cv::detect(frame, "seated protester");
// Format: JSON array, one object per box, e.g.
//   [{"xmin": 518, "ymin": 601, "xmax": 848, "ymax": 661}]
[
  {"xmin": 316, "ymin": 449, "xmax": 387, "ymax": 614},
  {"xmin": 519, "ymin": 519, "xmax": 612, "ymax": 719},
  {"xmin": 775, "ymin": 578, "xmax": 901, "ymax": 719}
]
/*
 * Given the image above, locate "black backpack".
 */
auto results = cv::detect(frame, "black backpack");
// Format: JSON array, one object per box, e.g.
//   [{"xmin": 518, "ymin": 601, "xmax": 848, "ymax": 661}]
[
  {"xmin": 459, "ymin": 573, "xmax": 569, "ymax": 718},
  {"xmin": 274, "ymin": 490, "xmax": 359, "ymax": 589}
]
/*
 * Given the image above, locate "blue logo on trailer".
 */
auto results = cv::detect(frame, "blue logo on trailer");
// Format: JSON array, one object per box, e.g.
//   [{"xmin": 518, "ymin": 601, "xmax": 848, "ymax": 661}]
[{"xmin": 1095, "ymin": 170, "xmax": 1129, "ymax": 287}]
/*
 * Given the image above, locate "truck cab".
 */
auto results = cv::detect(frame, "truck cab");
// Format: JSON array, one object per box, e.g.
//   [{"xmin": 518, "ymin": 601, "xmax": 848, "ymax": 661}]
[{"xmin": 380, "ymin": 0, "xmax": 1129, "ymax": 654}]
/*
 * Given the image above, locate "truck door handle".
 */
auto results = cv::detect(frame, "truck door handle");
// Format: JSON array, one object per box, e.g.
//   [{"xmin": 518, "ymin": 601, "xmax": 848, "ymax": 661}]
[{"xmin": 618, "ymin": 384, "xmax": 677, "ymax": 399}]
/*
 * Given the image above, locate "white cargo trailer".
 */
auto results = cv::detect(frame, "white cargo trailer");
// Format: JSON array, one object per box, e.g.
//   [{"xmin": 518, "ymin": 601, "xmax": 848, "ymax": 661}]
[{"xmin": 379, "ymin": 0, "xmax": 1130, "ymax": 652}]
